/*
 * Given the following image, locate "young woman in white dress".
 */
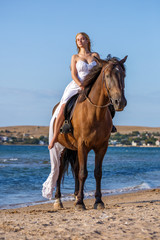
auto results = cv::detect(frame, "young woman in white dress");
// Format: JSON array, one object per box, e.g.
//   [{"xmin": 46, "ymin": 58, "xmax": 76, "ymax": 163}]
[
  {"xmin": 48, "ymin": 32, "xmax": 100, "ymax": 150},
  {"xmin": 42, "ymin": 33, "xmax": 99, "ymax": 199}
]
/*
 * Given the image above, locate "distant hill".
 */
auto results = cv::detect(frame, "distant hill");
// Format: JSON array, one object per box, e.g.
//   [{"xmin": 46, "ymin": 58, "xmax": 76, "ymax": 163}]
[
  {"xmin": 0, "ymin": 126, "xmax": 49, "ymax": 138},
  {"xmin": 116, "ymin": 126, "xmax": 160, "ymax": 134},
  {"xmin": 0, "ymin": 125, "xmax": 160, "ymax": 138}
]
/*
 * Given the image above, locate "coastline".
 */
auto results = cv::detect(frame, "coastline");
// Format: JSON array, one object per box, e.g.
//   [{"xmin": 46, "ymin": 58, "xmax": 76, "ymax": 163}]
[
  {"xmin": 1, "ymin": 125, "xmax": 160, "ymax": 135},
  {"xmin": 1, "ymin": 189, "xmax": 160, "ymax": 239},
  {"xmin": 1, "ymin": 125, "xmax": 160, "ymax": 147},
  {"xmin": 1, "ymin": 143, "xmax": 160, "ymax": 148}
]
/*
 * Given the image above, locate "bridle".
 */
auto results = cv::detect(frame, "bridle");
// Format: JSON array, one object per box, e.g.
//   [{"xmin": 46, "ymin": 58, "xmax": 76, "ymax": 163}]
[{"xmin": 84, "ymin": 62, "xmax": 123, "ymax": 108}]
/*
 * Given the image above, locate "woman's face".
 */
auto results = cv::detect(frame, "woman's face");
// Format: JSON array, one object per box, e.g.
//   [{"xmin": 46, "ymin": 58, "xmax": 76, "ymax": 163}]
[{"xmin": 76, "ymin": 34, "xmax": 88, "ymax": 49}]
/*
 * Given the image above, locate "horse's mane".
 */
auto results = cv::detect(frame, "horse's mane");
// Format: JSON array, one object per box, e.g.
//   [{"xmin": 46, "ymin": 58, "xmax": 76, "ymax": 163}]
[
  {"xmin": 83, "ymin": 64, "xmax": 103, "ymax": 88},
  {"xmin": 78, "ymin": 64, "xmax": 102, "ymax": 102}
]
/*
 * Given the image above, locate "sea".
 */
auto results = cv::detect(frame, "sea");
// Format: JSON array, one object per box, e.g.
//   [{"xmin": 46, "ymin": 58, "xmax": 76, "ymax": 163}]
[{"xmin": 0, "ymin": 145, "xmax": 160, "ymax": 209}]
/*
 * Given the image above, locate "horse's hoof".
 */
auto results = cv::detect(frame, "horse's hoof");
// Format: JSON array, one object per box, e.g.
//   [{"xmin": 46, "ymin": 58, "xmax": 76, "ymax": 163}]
[
  {"xmin": 93, "ymin": 201, "xmax": 105, "ymax": 210},
  {"xmin": 54, "ymin": 199, "xmax": 64, "ymax": 210},
  {"xmin": 75, "ymin": 202, "xmax": 86, "ymax": 211}
]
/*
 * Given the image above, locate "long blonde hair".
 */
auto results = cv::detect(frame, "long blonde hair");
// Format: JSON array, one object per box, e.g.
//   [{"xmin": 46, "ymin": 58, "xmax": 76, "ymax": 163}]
[{"xmin": 75, "ymin": 32, "xmax": 91, "ymax": 53}]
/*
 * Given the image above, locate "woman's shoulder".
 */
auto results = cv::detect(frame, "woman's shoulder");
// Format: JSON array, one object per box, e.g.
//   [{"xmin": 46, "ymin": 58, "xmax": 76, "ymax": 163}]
[
  {"xmin": 71, "ymin": 55, "xmax": 79, "ymax": 69},
  {"xmin": 71, "ymin": 54, "xmax": 79, "ymax": 61}
]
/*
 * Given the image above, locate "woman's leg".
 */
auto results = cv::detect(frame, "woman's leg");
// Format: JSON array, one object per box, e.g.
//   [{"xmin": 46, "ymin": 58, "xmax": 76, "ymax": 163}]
[{"xmin": 48, "ymin": 103, "xmax": 66, "ymax": 150}]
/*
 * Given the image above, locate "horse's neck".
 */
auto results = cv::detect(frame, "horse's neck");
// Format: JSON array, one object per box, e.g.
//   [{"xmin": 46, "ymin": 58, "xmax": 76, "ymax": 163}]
[{"xmin": 88, "ymin": 71, "xmax": 110, "ymax": 119}]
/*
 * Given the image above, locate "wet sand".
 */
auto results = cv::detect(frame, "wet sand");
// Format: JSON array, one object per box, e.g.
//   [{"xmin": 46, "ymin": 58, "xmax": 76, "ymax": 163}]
[{"xmin": 0, "ymin": 189, "xmax": 160, "ymax": 240}]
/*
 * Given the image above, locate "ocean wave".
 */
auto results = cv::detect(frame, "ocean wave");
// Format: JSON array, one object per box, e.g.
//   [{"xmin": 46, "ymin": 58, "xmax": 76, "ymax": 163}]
[
  {"xmin": 0, "ymin": 158, "xmax": 18, "ymax": 163},
  {"xmin": 9, "ymin": 158, "xmax": 18, "ymax": 161},
  {"xmin": 85, "ymin": 182, "xmax": 151, "ymax": 198},
  {"xmin": 0, "ymin": 159, "xmax": 8, "ymax": 163}
]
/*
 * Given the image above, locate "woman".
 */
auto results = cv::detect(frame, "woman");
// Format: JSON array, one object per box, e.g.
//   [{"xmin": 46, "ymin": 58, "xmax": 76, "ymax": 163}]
[
  {"xmin": 42, "ymin": 33, "xmax": 99, "ymax": 199},
  {"xmin": 48, "ymin": 32, "xmax": 100, "ymax": 150}
]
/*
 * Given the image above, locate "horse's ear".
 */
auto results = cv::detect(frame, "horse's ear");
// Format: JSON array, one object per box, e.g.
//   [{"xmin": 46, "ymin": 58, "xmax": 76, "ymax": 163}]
[
  {"xmin": 120, "ymin": 55, "xmax": 128, "ymax": 64},
  {"xmin": 94, "ymin": 56, "xmax": 107, "ymax": 66}
]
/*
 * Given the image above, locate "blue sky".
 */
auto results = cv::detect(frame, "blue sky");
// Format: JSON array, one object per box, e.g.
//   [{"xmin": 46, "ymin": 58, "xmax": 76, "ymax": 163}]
[{"xmin": 0, "ymin": 0, "xmax": 160, "ymax": 127}]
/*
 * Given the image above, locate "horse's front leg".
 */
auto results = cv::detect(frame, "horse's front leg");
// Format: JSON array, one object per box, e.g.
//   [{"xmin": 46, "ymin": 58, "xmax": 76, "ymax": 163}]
[
  {"xmin": 94, "ymin": 144, "xmax": 108, "ymax": 209},
  {"xmin": 75, "ymin": 142, "xmax": 88, "ymax": 210}
]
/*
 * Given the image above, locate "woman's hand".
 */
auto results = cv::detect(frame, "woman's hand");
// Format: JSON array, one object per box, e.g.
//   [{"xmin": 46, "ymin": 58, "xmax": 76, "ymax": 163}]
[{"xmin": 79, "ymin": 84, "xmax": 84, "ymax": 91}]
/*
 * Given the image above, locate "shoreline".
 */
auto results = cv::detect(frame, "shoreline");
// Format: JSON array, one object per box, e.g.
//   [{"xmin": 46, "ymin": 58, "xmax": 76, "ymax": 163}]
[
  {"xmin": 0, "ymin": 186, "xmax": 156, "ymax": 211},
  {"xmin": 1, "ymin": 189, "xmax": 160, "ymax": 239},
  {"xmin": 1, "ymin": 143, "xmax": 160, "ymax": 148}
]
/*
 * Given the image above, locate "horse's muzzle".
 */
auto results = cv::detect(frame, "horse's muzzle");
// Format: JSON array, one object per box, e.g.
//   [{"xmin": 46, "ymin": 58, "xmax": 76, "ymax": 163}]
[{"xmin": 112, "ymin": 97, "xmax": 127, "ymax": 111}]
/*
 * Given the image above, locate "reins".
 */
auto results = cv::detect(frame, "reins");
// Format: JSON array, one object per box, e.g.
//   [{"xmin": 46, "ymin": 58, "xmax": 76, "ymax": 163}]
[{"xmin": 84, "ymin": 92, "xmax": 111, "ymax": 108}]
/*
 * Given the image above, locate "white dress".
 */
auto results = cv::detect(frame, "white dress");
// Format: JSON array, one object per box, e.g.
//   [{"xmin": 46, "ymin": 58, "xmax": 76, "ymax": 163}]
[{"xmin": 42, "ymin": 60, "xmax": 97, "ymax": 199}]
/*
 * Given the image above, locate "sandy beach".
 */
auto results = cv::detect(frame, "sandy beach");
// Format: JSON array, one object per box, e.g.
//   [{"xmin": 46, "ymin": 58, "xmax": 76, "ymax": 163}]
[{"xmin": 0, "ymin": 189, "xmax": 160, "ymax": 240}]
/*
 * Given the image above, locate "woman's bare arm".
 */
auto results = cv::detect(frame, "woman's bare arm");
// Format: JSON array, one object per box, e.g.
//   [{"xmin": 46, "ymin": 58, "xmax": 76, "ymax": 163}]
[{"xmin": 71, "ymin": 55, "xmax": 83, "ymax": 88}]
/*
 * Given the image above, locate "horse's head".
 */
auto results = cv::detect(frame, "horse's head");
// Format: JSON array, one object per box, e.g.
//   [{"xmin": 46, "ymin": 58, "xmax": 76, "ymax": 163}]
[{"xmin": 97, "ymin": 56, "xmax": 127, "ymax": 111}]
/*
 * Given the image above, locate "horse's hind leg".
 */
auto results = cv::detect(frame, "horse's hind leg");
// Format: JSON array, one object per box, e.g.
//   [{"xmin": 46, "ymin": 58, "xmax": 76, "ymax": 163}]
[
  {"xmin": 94, "ymin": 145, "xmax": 108, "ymax": 209},
  {"xmin": 54, "ymin": 181, "xmax": 63, "ymax": 210},
  {"xmin": 54, "ymin": 156, "xmax": 65, "ymax": 210},
  {"xmin": 71, "ymin": 153, "xmax": 79, "ymax": 199}
]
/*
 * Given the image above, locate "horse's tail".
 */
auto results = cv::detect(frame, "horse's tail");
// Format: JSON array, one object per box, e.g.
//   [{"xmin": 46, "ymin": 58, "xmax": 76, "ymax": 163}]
[{"xmin": 61, "ymin": 148, "xmax": 78, "ymax": 182}]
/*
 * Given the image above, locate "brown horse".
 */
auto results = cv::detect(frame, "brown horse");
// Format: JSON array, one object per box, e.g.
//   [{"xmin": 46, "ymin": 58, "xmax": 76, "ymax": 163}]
[{"xmin": 53, "ymin": 56, "xmax": 127, "ymax": 210}]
